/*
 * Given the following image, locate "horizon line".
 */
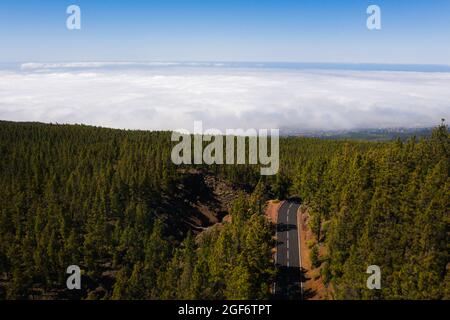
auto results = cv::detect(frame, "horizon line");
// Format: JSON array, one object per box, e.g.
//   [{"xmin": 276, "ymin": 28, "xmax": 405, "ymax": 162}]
[{"xmin": 2, "ymin": 60, "xmax": 450, "ymax": 67}]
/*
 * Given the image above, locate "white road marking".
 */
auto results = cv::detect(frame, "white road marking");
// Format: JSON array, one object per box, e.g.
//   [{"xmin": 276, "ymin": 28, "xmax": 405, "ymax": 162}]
[{"xmin": 287, "ymin": 249, "xmax": 289, "ymax": 267}]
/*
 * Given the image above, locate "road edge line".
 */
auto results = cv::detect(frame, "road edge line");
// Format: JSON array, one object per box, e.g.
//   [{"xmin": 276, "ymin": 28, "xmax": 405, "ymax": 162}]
[
  {"xmin": 297, "ymin": 204, "xmax": 304, "ymax": 300},
  {"xmin": 273, "ymin": 200, "xmax": 286, "ymax": 295}
]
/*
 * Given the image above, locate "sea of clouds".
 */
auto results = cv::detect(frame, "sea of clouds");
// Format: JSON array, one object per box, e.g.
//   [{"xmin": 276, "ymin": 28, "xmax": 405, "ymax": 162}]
[{"xmin": 0, "ymin": 62, "xmax": 449, "ymax": 132}]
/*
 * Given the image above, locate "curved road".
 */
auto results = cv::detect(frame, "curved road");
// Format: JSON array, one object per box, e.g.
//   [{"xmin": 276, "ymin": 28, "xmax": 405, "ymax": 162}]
[{"xmin": 275, "ymin": 201, "xmax": 303, "ymax": 299}]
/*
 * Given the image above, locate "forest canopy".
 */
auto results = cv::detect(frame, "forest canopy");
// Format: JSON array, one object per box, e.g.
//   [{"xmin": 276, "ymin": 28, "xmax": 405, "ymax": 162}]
[{"xmin": 0, "ymin": 121, "xmax": 448, "ymax": 300}]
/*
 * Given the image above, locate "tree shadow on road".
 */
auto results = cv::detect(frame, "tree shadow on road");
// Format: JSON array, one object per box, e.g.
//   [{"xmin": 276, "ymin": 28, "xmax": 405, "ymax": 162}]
[
  {"xmin": 273, "ymin": 266, "xmax": 316, "ymax": 300},
  {"xmin": 276, "ymin": 223, "xmax": 297, "ymax": 232}
]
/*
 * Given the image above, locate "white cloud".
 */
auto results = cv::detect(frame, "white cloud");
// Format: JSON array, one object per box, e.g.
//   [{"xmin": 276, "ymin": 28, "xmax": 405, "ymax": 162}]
[{"xmin": 1, "ymin": 65, "xmax": 449, "ymax": 132}]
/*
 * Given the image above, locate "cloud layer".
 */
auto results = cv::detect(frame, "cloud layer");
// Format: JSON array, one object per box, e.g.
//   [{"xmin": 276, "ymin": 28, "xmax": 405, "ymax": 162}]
[{"xmin": 0, "ymin": 64, "xmax": 449, "ymax": 132}]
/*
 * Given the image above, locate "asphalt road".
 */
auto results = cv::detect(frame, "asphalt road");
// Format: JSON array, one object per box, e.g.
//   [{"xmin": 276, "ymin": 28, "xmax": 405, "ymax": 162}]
[{"xmin": 275, "ymin": 201, "xmax": 302, "ymax": 299}]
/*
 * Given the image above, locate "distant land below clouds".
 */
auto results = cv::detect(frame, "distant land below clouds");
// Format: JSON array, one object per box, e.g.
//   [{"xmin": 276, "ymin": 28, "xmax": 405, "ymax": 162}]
[
  {"xmin": 0, "ymin": 61, "xmax": 449, "ymax": 132},
  {"xmin": 281, "ymin": 127, "xmax": 438, "ymax": 141}
]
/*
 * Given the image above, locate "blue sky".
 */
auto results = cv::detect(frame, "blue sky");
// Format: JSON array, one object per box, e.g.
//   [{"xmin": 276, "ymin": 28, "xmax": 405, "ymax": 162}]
[{"xmin": 0, "ymin": 0, "xmax": 449, "ymax": 64}]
